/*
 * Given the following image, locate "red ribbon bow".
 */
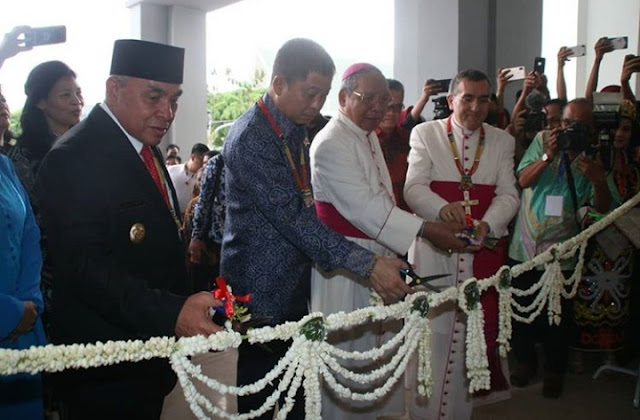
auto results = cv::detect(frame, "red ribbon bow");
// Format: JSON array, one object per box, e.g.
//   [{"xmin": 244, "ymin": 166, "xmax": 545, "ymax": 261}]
[{"xmin": 212, "ymin": 276, "xmax": 251, "ymax": 319}]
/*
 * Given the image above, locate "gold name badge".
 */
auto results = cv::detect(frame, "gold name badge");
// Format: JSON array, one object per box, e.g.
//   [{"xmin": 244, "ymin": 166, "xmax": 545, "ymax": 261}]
[{"xmin": 129, "ymin": 223, "xmax": 146, "ymax": 244}]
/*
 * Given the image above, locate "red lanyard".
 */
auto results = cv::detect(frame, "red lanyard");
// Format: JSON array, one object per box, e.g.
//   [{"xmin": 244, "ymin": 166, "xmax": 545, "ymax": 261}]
[
  {"xmin": 446, "ymin": 116, "xmax": 485, "ymax": 190},
  {"xmin": 256, "ymin": 98, "xmax": 313, "ymax": 207}
]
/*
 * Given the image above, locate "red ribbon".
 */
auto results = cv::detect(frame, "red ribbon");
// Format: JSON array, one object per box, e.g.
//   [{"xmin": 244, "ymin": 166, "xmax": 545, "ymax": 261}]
[{"xmin": 212, "ymin": 276, "xmax": 252, "ymax": 319}]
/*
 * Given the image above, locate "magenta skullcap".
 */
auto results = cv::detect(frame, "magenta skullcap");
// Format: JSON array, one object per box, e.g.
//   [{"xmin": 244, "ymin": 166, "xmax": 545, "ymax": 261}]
[{"xmin": 341, "ymin": 62, "xmax": 378, "ymax": 81}]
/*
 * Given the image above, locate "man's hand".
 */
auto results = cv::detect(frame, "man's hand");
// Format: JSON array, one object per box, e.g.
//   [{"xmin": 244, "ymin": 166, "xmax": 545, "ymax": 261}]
[
  {"xmin": 594, "ymin": 37, "xmax": 613, "ymax": 61},
  {"xmin": 0, "ymin": 26, "xmax": 32, "ymax": 66},
  {"xmin": 545, "ymin": 128, "xmax": 560, "ymax": 160},
  {"xmin": 439, "ymin": 201, "xmax": 466, "ymax": 225},
  {"xmin": 369, "ymin": 256, "xmax": 413, "ymax": 305},
  {"xmin": 496, "ymin": 68, "xmax": 513, "ymax": 94},
  {"xmin": 508, "ymin": 109, "xmax": 527, "ymax": 136},
  {"xmin": 421, "ymin": 79, "xmax": 443, "ymax": 100},
  {"xmin": 188, "ymin": 238, "xmax": 208, "ymax": 264},
  {"xmin": 557, "ymin": 46, "xmax": 572, "ymax": 68},
  {"xmin": 522, "ymin": 71, "xmax": 537, "ymax": 97},
  {"xmin": 175, "ymin": 292, "xmax": 224, "ymax": 337},
  {"xmin": 621, "ymin": 54, "xmax": 640, "ymax": 83},
  {"xmin": 461, "ymin": 221, "xmax": 490, "ymax": 253},
  {"xmin": 422, "ymin": 220, "xmax": 466, "ymax": 252},
  {"xmin": 578, "ymin": 155, "xmax": 607, "ymax": 185}
]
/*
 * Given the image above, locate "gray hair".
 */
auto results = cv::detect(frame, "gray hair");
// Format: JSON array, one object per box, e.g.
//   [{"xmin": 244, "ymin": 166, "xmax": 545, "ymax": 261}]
[
  {"xmin": 449, "ymin": 69, "xmax": 491, "ymax": 96},
  {"xmin": 340, "ymin": 67, "xmax": 385, "ymax": 93}
]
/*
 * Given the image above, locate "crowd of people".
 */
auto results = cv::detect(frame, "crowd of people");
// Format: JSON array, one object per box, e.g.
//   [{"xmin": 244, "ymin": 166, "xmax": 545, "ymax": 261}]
[{"xmin": 0, "ymin": 24, "xmax": 639, "ymax": 420}]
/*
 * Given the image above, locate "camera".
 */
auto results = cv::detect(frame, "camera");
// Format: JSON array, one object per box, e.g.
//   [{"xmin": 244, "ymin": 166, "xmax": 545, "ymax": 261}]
[
  {"xmin": 592, "ymin": 92, "xmax": 623, "ymax": 131},
  {"xmin": 432, "ymin": 96, "xmax": 451, "ymax": 120},
  {"xmin": 524, "ymin": 111, "xmax": 546, "ymax": 133},
  {"xmin": 591, "ymin": 92, "xmax": 624, "ymax": 171},
  {"xmin": 557, "ymin": 121, "xmax": 591, "ymax": 152},
  {"xmin": 524, "ymin": 89, "xmax": 547, "ymax": 134}
]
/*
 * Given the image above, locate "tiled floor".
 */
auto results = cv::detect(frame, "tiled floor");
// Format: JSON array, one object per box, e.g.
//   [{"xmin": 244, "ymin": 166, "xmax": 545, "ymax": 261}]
[{"xmin": 473, "ymin": 359, "xmax": 640, "ymax": 420}]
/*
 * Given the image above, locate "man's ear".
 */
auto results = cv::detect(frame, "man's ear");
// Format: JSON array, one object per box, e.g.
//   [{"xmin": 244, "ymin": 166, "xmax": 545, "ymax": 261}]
[
  {"xmin": 272, "ymin": 75, "xmax": 286, "ymax": 96},
  {"xmin": 338, "ymin": 88, "xmax": 348, "ymax": 107},
  {"xmin": 105, "ymin": 77, "xmax": 119, "ymax": 103},
  {"xmin": 447, "ymin": 93, "xmax": 454, "ymax": 110}
]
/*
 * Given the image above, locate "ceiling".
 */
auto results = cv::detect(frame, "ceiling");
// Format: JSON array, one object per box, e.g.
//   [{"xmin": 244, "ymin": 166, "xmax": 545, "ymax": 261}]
[{"xmin": 125, "ymin": 0, "xmax": 243, "ymax": 13}]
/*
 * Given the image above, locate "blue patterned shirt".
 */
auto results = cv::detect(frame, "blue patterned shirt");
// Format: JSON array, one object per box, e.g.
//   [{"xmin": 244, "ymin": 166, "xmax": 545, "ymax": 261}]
[
  {"xmin": 221, "ymin": 94, "xmax": 375, "ymax": 325},
  {"xmin": 191, "ymin": 154, "xmax": 226, "ymax": 244}
]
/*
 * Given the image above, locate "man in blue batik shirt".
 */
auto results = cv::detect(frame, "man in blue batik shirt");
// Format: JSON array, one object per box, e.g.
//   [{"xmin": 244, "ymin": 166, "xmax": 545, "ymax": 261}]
[{"xmin": 221, "ymin": 38, "xmax": 412, "ymax": 419}]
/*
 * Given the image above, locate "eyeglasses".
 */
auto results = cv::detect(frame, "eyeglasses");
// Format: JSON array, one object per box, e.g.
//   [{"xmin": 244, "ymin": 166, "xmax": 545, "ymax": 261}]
[{"xmin": 351, "ymin": 90, "xmax": 391, "ymax": 107}]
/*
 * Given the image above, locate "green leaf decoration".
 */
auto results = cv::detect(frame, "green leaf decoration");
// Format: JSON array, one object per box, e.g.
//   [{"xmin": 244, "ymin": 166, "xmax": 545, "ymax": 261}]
[
  {"xmin": 301, "ymin": 317, "xmax": 326, "ymax": 341},
  {"xmin": 464, "ymin": 282, "xmax": 480, "ymax": 311},
  {"xmin": 412, "ymin": 296, "xmax": 430, "ymax": 317}
]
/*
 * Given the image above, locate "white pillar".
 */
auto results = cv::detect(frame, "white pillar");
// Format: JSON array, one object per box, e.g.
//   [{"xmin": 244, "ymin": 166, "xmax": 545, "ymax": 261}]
[
  {"xmin": 576, "ymin": 0, "xmax": 640, "ymax": 98},
  {"xmin": 394, "ymin": 0, "xmax": 544, "ymax": 120},
  {"xmin": 127, "ymin": 2, "xmax": 208, "ymax": 157}
]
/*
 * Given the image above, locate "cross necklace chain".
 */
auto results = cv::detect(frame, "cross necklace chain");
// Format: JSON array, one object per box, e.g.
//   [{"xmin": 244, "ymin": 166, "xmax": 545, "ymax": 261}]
[{"xmin": 446, "ymin": 116, "xmax": 485, "ymax": 225}]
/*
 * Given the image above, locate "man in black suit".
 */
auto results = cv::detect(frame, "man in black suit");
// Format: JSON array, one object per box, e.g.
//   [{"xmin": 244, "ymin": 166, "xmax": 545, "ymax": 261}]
[{"xmin": 36, "ymin": 39, "xmax": 223, "ymax": 419}]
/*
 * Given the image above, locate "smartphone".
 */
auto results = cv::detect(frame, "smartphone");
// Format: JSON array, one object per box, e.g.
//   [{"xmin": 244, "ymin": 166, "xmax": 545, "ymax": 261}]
[
  {"xmin": 505, "ymin": 66, "xmax": 526, "ymax": 81},
  {"xmin": 566, "ymin": 44, "xmax": 586, "ymax": 58},
  {"xmin": 533, "ymin": 57, "xmax": 546, "ymax": 74},
  {"xmin": 433, "ymin": 78, "xmax": 451, "ymax": 93},
  {"xmin": 609, "ymin": 36, "xmax": 628, "ymax": 50},
  {"xmin": 24, "ymin": 26, "xmax": 66, "ymax": 48}
]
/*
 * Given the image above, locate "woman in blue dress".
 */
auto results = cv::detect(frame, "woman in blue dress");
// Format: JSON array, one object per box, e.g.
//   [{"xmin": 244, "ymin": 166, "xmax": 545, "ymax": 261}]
[{"xmin": 0, "ymin": 152, "xmax": 46, "ymax": 419}]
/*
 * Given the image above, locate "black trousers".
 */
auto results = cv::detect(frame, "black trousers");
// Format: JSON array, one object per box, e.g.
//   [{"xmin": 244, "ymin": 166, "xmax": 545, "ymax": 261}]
[
  {"xmin": 510, "ymin": 265, "xmax": 574, "ymax": 374},
  {"xmin": 58, "ymin": 379, "xmax": 166, "ymax": 420},
  {"xmin": 237, "ymin": 341, "xmax": 305, "ymax": 420}
]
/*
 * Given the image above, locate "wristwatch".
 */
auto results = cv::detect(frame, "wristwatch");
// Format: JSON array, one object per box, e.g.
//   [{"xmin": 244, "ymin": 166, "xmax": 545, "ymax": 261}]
[{"xmin": 541, "ymin": 153, "xmax": 551, "ymax": 163}]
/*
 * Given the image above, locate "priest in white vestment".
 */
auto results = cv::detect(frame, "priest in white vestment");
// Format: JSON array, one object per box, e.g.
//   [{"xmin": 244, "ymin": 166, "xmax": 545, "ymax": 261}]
[
  {"xmin": 310, "ymin": 63, "xmax": 466, "ymax": 419},
  {"xmin": 404, "ymin": 69, "xmax": 520, "ymax": 420}
]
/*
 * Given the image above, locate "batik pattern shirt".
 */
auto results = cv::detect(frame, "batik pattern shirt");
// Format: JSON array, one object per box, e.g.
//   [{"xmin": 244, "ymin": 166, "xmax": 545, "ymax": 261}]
[
  {"xmin": 191, "ymin": 154, "xmax": 226, "ymax": 244},
  {"xmin": 221, "ymin": 94, "xmax": 375, "ymax": 325}
]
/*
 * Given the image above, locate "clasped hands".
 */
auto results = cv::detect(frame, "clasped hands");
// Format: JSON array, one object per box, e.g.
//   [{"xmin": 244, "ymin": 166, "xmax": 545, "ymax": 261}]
[{"xmin": 438, "ymin": 202, "xmax": 490, "ymax": 253}]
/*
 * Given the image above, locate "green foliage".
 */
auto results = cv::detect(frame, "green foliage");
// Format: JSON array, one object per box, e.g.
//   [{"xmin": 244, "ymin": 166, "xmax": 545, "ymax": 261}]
[
  {"xmin": 208, "ymin": 68, "xmax": 266, "ymax": 149},
  {"xmin": 9, "ymin": 108, "xmax": 22, "ymax": 138}
]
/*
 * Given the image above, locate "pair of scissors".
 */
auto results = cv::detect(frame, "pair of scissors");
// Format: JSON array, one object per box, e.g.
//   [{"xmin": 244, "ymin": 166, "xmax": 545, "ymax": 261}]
[{"xmin": 399, "ymin": 265, "xmax": 450, "ymax": 292}]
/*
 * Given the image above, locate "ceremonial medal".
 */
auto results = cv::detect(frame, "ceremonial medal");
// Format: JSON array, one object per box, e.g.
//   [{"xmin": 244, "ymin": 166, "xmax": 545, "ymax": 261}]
[
  {"xmin": 129, "ymin": 222, "xmax": 146, "ymax": 244},
  {"xmin": 302, "ymin": 188, "xmax": 314, "ymax": 208},
  {"xmin": 460, "ymin": 174, "xmax": 474, "ymax": 191},
  {"xmin": 257, "ymin": 98, "xmax": 314, "ymax": 210}
]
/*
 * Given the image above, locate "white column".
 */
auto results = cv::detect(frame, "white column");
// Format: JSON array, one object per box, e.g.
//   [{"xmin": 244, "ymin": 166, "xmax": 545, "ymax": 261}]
[
  {"xmin": 394, "ymin": 0, "xmax": 460, "ymax": 120},
  {"xmin": 577, "ymin": 0, "xmax": 640, "ymax": 97},
  {"xmin": 127, "ymin": 2, "xmax": 208, "ymax": 156}
]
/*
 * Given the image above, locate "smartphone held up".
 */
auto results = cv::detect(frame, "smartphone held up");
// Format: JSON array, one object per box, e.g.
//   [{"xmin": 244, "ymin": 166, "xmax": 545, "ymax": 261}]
[{"xmin": 21, "ymin": 26, "xmax": 66, "ymax": 48}]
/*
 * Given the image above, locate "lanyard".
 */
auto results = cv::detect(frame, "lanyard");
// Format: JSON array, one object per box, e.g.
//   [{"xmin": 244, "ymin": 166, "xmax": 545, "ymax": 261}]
[
  {"xmin": 446, "ymin": 116, "xmax": 485, "ymax": 189},
  {"xmin": 256, "ymin": 98, "xmax": 313, "ymax": 207}
]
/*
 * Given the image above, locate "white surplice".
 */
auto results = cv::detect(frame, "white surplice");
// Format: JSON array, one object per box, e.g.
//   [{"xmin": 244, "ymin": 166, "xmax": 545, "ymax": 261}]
[
  {"xmin": 310, "ymin": 110, "xmax": 423, "ymax": 419},
  {"xmin": 403, "ymin": 118, "xmax": 520, "ymax": 420}
]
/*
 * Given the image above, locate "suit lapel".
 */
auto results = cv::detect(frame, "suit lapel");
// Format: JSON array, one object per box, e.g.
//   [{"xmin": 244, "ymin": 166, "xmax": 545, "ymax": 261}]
[{"xmin": 89, "ymin": 107, "xmax": 181, "ymax": 225}]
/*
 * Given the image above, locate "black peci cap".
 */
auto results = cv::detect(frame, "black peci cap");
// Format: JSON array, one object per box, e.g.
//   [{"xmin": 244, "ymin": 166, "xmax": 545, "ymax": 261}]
[{"xmin": 110, "ymin": 39, "xmax": 184, "ymax": 84}]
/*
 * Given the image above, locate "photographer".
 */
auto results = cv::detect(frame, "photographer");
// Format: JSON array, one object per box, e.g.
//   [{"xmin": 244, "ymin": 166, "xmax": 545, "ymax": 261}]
[
  {"xmin": 508, "ymin": 98, "xmax": 612, "ymax": 399},
  {"xmin": 571, "ymin": 99, "xmax": 639, "ymax": 371}
]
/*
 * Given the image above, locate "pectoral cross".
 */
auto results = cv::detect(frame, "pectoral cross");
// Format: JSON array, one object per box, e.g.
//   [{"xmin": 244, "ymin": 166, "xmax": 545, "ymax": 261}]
[{"xmin": 461, "ymin": 190, "xmax": 479, "ymax": 228}]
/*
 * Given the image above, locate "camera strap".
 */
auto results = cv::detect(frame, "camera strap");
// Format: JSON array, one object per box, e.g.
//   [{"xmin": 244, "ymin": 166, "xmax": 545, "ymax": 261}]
[{"xmin": 562, "ymin": 152, "xmax": 580, "ymax": 227}]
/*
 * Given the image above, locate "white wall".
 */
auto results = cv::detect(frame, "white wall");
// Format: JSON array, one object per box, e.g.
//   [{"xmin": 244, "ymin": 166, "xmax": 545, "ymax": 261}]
[
  {"xmin": 542, "ymin": 0, "xmax": 640, "ymax": 101},
  {"xmin": 580, "ymin": 0, "xmax": 640, "ymax": 97},
  {"xmin": 168, "ymin": 6, "xmax": 209, "ymax": 152},
  {"xmin": 394, "ymin": 0, "xmax": 460, "ymax": 120},
  {"xmin": 495, "ymin": 0, "xmax": 543, "ymax": 112}
]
